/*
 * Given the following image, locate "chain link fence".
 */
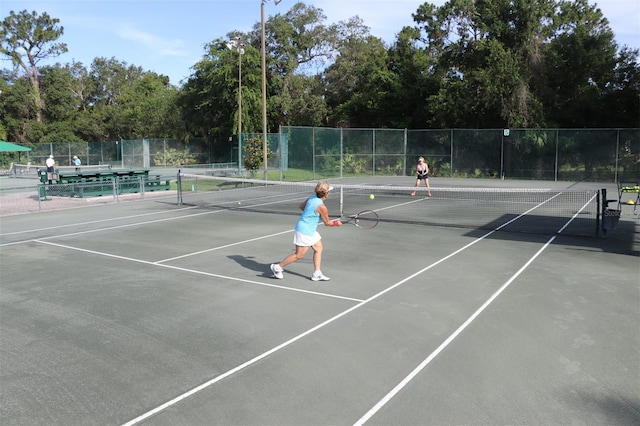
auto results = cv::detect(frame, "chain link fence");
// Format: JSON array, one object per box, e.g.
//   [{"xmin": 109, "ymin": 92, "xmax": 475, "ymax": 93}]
[
  {"xmin": 3, "ymin": 128, "xmax": 638, "ymax": 182},
  {"xmin": 282, "ymin": 127, "xmax": 639, "ymax": 182}
]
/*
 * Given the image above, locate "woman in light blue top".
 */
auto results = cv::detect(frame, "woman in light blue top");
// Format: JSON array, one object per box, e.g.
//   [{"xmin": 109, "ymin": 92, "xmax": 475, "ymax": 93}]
[{"xmin": 270, "ymin": 181, "xmax": 342, "ymax": 281}]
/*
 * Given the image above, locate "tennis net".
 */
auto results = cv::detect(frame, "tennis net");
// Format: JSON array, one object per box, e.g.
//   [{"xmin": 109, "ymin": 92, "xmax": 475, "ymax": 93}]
[{"xmin": 176, "ymin": 173, "xmax": 601, "ymax": 236}]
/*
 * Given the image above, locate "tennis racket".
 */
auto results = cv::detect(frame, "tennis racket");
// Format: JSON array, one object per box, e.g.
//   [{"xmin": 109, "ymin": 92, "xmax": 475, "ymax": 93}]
[{"xmin": 341, "ymin": 210, "xmax": 379, "ymax": 229}]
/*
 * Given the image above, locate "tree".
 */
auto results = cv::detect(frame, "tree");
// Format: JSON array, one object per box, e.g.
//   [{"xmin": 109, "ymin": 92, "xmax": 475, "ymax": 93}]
[
  {"xmin": 250, "ymin": 2, "xmax": 337, "ymax": 129},
  {"xmin": 180, "ymin": 3, "xmax": 339, "ymax": 138},
  {"xmin": 384, "ymin": 26, "xmax": 440, "ymax": 128},
  {"xmin": 0, "ymin": 71, "xmax": 37, "ymax": 143},
  {"xmin": 39, "ymin": 65, "xmax": 76, "ymax": 122},
  {"xmin": 408, "ymin": 0, "xmax": 626, "ymax": 129},
  {"xmin": 243, "ymin": 136, "xmax": 271, "ymax": 173},
  {"xmin": 538, "ymin": 0, "xmax": 632, "ymax": 127},
  {"xmin": 118, "ymin": 72, "xmax": 178, "ymax": 138},
  {"xmin": 81, "ymin": 57, "xmax": 177, "ymax": 141},
  {"xmin": 602, "ymin": 47, "xmax": 640, "ymax": 128},
  {"xmin": 179, "ymin": 38, "xmax": 262, "ymax": 140},
  {"xmin": 414, "ymin": 0, "xmax": 552, "ymax": 128},
  {"xmin": 324, "ymin": 34, "xmax": 391, "ymax": 127},
  {"xmin": 0, "ymin": 10, "xmax": 67, "ymax": 123}
]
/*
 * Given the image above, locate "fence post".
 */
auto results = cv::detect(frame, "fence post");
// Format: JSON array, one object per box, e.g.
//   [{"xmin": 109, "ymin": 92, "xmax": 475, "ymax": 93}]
[
  {"xmin": 403, "ymin": 128, "xmax": 407, "ymax": 176},
  {"xmin": 500, "ymin": 130, "xmax": 504, "ymax": 179},
  {"xmin": 372, "ymin": 129, "xmax": 376, "ymax": 176},
  {"xmin": 340, "ymin": 127, "xmax": 344, "ymax": 178},
  {"xmin": 555, "ymin": 129, "xmax": 559, "ymax": 181},
  {"xmin": 614, "ymin": 129, "xmax": 620, "ymax": 183},
  {"xmin": 450, "ymin": 129, "xmax": 454, "ymax": 177},
  {"xmin": 278, "ymin": 125, "xmax": 283, "ymax": 181},
  {"xmin": 177, "ymin": 171, "xmax": 182, "ymax": 205},
  {"xmin": 596, "ymin": 189, "xmax": 601, "ymax": 237}
]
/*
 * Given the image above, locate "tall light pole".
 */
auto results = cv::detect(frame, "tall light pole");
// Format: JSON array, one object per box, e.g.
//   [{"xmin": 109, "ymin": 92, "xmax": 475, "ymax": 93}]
[
  {"xmin": 261, "ymin": 0, "xmax": 282, "ymax": 181},
  {"xmin": 227, "ymin": 37, "xmax": 245, "ymax": 164}
]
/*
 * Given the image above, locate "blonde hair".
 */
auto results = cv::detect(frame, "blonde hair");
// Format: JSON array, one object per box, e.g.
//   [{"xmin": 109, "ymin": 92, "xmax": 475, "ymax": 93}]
[{"xmin": 315, "ymin": 181, "xmax": 332, "ymax": 198}]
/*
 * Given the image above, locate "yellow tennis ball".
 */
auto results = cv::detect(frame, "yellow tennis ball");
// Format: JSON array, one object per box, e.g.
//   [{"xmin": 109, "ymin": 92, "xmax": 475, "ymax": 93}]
[
  {"xmin": 370, "ymin": 194, "xmax": 375, "ymax": 200},
  {"xmin": 627, "ymin": 199, "xmax": 635, "ymax": 205},
  {"xmin": 237, "ymin": 201, "xmax": 242, "ymax": 205}
]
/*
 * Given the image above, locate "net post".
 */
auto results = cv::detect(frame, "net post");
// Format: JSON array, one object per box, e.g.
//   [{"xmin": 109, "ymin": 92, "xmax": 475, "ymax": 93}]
[
  {"xmin": 176, "ymin": 170, "xmax": 182, "ymax": 205},
  {"xmin": 599, "ymin": 188, "xmax": 609, "ymax": 237},
  {"xmin": 596, "ymin": 189, "xmax": 601, "ymax": 237},
  {"xmin": 339, "ymin": 185, "xmax": 344, "ymax": 217}
]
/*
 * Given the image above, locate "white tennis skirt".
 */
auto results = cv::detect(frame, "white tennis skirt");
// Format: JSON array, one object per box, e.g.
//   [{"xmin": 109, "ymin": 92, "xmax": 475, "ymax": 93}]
[{"xmin": 293, "ymin": 231, "xmax": 321, "ymax": 246}]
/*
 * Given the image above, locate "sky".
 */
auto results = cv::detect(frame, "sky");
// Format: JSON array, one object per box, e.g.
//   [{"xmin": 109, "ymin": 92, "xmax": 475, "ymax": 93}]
[{"xmin": 1, "ymin": 0, "xmax": 639, "ymax": 86}]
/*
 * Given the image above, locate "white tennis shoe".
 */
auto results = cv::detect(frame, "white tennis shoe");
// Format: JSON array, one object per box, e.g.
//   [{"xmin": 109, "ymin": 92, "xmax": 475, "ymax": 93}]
[
  {"xmin": 270, "ymin": 264, "xmax": 284, "ymax": 279},
  {"xmin": 311, "ymin": 271, "xmax": 330, "ymax": 281}
]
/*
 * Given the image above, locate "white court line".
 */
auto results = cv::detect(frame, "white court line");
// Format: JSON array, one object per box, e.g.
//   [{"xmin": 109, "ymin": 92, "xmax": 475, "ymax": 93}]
[
  {"xmin": 119, "ymin": 191, "xmax": 585, "ymax": 426},
  {"xmin": 34, "ymin": 240, "xmax": 363, "ymax": 303},
  {"xmin": 0, "ymin": 205, "xmax": 199, "ymax": 237},
  {"xmin": 1, "ymin": 189, "xmax": 306, "ymax": 248},
  {"xmin": 353, "ymin": 236, "xmax": 557, "ymax": 425},
  {"xmin": 0, "ymin": 209, "xmax": 222, "ymax": 247},
  {"xmin": 155, "ymin": 229, "xmax": 293, "ymax": 263},
  {"xmin": 353, "ymin": 194, "xmax": 597, "ymax": 425}
]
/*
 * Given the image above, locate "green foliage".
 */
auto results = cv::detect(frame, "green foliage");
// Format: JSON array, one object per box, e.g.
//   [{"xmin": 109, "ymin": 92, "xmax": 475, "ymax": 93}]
[
  {"xmin": 267, "ymin": 168, "xmax": 315, "ymax": 182},
  {"xmin": 378, "ymin": 159, "xmax": 405, "ymax": 176},
  {"xmin": 324, "ymin": 35, "xmax": 391, "ymax": 127},
  {"xmin": 242, "ymin": 136, "xmax": 271, "ymax": 172},
  {"xmin": 40, "ymin": 65, "xmax": 77, "ymax": 121},
  {"xmin": 342, "ymin": 153, "xmax": 368, "ymax": 174},
  {"xmin": 437, "ymin": 161, "xmax": 451, "ymax": 177},
  {"xmin": 1, "ymin": 10, "xmax": 67, "ymax": 123},
  {"xmin": 41, "ymin": 121, "xmax": 84, "ymax": 143},
  {"xmin": 0, "ymin": 10, "xmax": 67, "ymax": 64},
  {"xmin": 318, "ymin": 150, "xmax": 339, "ymax": 175},
  {"xmin": 153, "ymin": 147, "xmax": 197, "ymax": 167}
]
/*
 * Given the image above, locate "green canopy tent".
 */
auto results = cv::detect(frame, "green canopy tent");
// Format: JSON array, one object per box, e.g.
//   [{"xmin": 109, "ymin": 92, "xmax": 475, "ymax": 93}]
[
  {"xmin": 0, "ymin": 141, "xmax": 32, "ymax": 170},
  {"xmin": 0, "ymin": 141, "xmax": 31, "ymax": 152}
]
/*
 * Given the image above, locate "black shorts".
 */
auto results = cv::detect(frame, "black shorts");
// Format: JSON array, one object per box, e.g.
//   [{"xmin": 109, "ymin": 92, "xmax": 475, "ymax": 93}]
[
  {"xmin": 46, "ymin": 166, "xmax": 54, "ymax": 173},
  {"xmin": 417, "ymin": 174, "xmax": 429, "ymax": 180}
]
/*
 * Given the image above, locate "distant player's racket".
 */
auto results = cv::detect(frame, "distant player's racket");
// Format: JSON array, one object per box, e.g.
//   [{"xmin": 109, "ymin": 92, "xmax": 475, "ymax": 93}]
[{"xmin": 341, "ymin": 210, "xmax": 379, "ymax": 229}]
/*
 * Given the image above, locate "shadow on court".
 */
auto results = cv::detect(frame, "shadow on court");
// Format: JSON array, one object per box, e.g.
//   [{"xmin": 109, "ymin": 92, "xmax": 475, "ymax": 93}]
[{"xmin": 458, "ymin": 212, "xmax": 639, "ymax": 257}]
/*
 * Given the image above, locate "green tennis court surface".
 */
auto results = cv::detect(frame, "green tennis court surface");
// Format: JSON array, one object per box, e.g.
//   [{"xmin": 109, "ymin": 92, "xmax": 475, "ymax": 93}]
[{"xmin": 1, "ymin": 177, "xmax": 638, "ymax": 425}]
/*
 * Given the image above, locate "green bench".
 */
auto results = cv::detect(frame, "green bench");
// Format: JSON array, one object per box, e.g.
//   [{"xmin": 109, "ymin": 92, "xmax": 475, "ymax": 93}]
[{"xmin": 38, "ymin": 169, "xmax": 171, "ymax": 198}]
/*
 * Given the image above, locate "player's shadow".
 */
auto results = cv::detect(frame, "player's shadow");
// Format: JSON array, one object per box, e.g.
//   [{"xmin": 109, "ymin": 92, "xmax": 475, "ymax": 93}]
[
  {"xmin": 228, "ymin": 255, "xmax": 269, "ymax": 276},
  {"xmin": 228, "ymin": 254, "xmax": 311, "ymax": 279}
]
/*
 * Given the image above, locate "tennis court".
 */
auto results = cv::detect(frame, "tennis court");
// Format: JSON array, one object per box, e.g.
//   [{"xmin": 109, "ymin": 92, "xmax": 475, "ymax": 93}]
[{"xmin": 1, "ymin": 176, "xmax": 638, "ymax": 425}]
